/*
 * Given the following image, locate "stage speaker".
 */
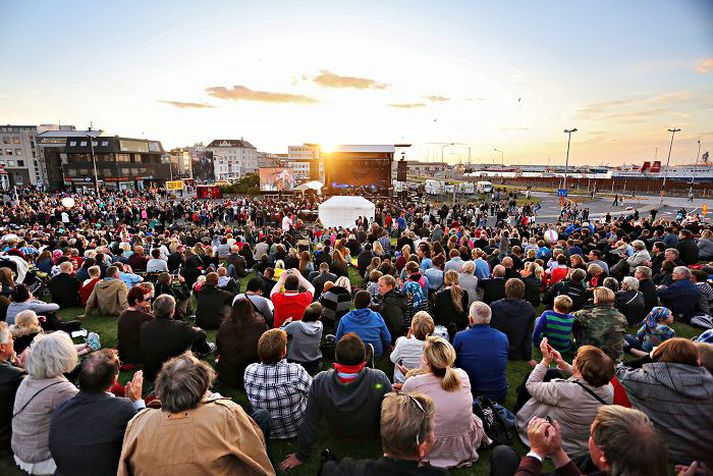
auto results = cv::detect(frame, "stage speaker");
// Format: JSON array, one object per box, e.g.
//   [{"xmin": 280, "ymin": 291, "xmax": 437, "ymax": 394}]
[{"xmin": 397, "ymin": 160, "xmax": 407, "ymax": 181}]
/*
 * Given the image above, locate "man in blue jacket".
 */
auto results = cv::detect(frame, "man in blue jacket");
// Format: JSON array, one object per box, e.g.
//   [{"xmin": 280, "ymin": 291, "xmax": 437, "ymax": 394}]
[
  {"xmin": 453, "ymin": 301, "xmax": 509, "ymax": 402},
  {"xmin": 657, "ymin": 266, "xmax": 700, "ymax": 323},
  {"xmin": 336, "ymin": 291, "xmax": 391, "ymax": 359}
]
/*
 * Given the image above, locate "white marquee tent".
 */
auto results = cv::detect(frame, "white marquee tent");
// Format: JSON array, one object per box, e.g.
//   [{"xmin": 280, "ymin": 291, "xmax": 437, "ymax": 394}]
[{"xmin": 318, "ymin": 196, "xmax": 375, "ymax": 229}]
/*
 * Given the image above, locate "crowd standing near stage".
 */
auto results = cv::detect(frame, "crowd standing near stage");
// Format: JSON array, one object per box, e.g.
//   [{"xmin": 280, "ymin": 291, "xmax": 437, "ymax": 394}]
[{"xmin": 0, "ymin": 186, "xmax": 712, "ymax": 475}]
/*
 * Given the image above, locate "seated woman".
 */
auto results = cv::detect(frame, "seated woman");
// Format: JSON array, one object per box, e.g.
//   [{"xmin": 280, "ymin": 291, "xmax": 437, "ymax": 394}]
[
  {"xmin": 155, "ymin": 272, "xmax": 191, "ymax": 321},
  {"xmin": 216, "ymin": 297, "xmax": 269, "ymax": 389},
  {"xmin": 6, "ymin": 283, "xmax": 60, "ymax": 326},
  {"xmin": 616, "ymin": 338, "xmax": 713, "ymax": 466},
  {"xmin": 10, "ymin": 310, "xmax": 93, "ymax": 357},
  {"xmin": 12, "ymin": 332, "xmax": 79, "ymax": 475},
  {"xmin": 117, "ymin": 285, "xmax": 154, "ymax": 367},
  {"xmin": 318, "ymin": 277, "xmax": 352, "ymax": 331},
  {"xmin": 615, "ymin": 276, "xmax": 646, "ymax": 326},
  {"xmin": 624, "ymin": 306, "xmax": 675, "ymax": 357},
  {"xmin": 515, "ymin": 339, "xmax": 614, "ymax": 464},
  {"xmin": 402, "ymin": 336, "xmax": 489, "ymax": 468},
  {"xmin": 389, "ymin": 311, "xmax": 434, "ymax": 383},
  {"xmin": 433, "ymin": 270, "xmax": 469, "ymax": 338}
]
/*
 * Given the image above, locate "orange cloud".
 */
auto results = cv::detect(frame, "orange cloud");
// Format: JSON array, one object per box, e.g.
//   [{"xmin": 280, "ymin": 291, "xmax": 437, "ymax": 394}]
[
  {"xmin": 309, "ymin": 70, "xmax": 389, "ymax": 89},
  {"xmin": 388, "ymin": 103, "xmax": 426, "ymax": 108},
  {"xmin": 424, "ymin": 95, "xmax": 450, "ymax": 102},
  {"xmin": 158, "ymin": 100, "xmax": 215, "ymax": 109},
  {"xmin": 206, "ymin": 85, "xmax": 318, "ymax": 104},
  {"xmin": 696, "ymin": 58, "xmax": 713, "ymax": 73}
]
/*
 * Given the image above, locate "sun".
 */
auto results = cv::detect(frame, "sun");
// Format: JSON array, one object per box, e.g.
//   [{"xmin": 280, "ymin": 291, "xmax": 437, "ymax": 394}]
[{"xmin": 320, "ymin": 142, "xmax": 338, "ymax": 153}]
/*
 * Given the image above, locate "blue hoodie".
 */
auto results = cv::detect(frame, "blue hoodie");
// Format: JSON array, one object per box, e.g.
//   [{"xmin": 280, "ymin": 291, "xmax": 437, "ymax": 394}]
[{"xmin": 336, "ymin": 308, "xmax": 392, "ymax": 359}]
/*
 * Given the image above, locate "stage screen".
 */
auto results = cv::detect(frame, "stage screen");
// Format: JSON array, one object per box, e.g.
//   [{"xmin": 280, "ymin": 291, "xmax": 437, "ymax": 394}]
[
  {"xmin": 259, "ymin": 167, "xmax": 295, "ymax": 192},
  {"xmin": 326, "ymin": 158, "xmax": 391, "ymax": 189}
]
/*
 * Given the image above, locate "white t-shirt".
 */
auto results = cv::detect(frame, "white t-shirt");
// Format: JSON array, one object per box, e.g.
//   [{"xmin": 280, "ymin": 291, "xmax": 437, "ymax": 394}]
[{"xmin": 389, "ymin": 336, "xmax": 426, "ymax": 383}]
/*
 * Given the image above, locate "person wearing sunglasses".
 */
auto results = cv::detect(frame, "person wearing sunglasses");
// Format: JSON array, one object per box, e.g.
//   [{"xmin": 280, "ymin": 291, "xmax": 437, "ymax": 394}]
[{"xmin": 320, "ymin": 391, "xmax": 448, "ymax": 475}]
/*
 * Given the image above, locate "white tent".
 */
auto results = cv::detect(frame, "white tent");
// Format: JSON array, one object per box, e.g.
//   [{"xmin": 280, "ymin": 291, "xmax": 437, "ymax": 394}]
[
  {"xmin": 294, "ymin": 180, "xmax": 324, "ymax": 193},
  {"xmin": 318, "ymin": 196, "xmax": 375, "ymax": 229}
]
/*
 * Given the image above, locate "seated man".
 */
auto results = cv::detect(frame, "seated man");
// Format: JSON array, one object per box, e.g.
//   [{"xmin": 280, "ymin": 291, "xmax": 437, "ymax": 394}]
[
  {"xmin": 478, "ymin": 265, "xmax": 507, "ymax": 304},
  {"xmin": 336, "ymin": 291, "xmax": 392, "ymax": 360},
  {"xmin": 49, "ymin": 350, "xmax": 144, "ymax": 476},
  {"xmin": 48, "ymin": 261, "xmax": 80, "ymax": 309},
  {"xmin": 234, "ymin": 278, "xmax": 274, "ymax": 326},
  {"xmin": 572, "ymin": 287, "xmax": 628, "ymax": 363},
  {"xmin": 270, "ymin": 269, "xmax": 314, "ymax": 328},
  {"xmin": 453, "ymin": 302, "xmax": 508, "ymax": 402},
  {"xmin": 118, "ymin": 353, "xmax": 274, "ymax": 475},
  {"xmin": 244, "ymin": 329, "xmax": 312, "ymax": 439},
  {"xmin": 492, "ymin": 407, "xmax": 667, "ymax": 476},
  {"xmin": 280, "ymin": 333, "xmax": 392, "ymax": 470},
  {"xmin": 308, "ymin": 262, "xmax": 337, "ymax": 301},
  {"xmin": 194, "ymin": 272, "xmax": 235, "ymax": 330},
  {"xmin": 0, "ymin": 322, "xmax": 25, "ymax": 458},
  {"xmin": 490, "ymin": 278, "xmax": 536, "ymax": 361},
  {"xmin": 320, "ymin": 392, "xmax": 447, "ymax": 475},
  {"xmin": 145, "ymin": 249, "xmax": 169, "ymax": 273},
  {"xmin": 85, "ymin": 265, "xmax": 129, "ymax": 317},
  {"xmin": 140, "ymin": 295, "xmax": 214, "ymax": 382},
  {"xmin": 656, "ymin": 266, "xmax": 700, "ymax": 323}
]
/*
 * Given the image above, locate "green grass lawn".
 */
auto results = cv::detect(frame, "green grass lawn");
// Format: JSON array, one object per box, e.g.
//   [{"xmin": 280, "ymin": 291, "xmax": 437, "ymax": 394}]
[{"xmin": 4, "ymin": 271, "xmax": 704, "ymax": 476}]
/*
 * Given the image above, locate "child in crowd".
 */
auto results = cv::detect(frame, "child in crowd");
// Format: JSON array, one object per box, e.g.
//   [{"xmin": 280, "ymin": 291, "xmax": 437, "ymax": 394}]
[
  {"xmin": 281, "ymin": 302, "xmax": 323, "ymax": 373},
  {"xmin": 625, "ymin": 306, "xmax": 675, "ymax": 357},
  {"xmin": 366, "ymin": 270, "xmax": 383, "ymax": 306},
  {"xmin": 532, "ymin": 295, "xmax": 575, "ymax": 352},
  {"xmin": 389, "ymin": 311, "xmax": 434, "ymax": 383}
]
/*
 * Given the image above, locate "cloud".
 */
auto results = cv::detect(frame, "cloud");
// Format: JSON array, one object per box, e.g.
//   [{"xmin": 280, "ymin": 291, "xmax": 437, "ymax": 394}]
[
  {"xmin": 308, "ymin": 70, "xmax": 389, "ymax": 89},
  {"xmin": 158, "ymin": 100, "xmax": 216, "ymax": 109},
  {"xmin": 388, "ymin": 103, "xmax": 426, "ymax": 109},
  {"xmin": 424, "ymin": 95, "xmax": 450, "ymax": 102},
  {"xmin": 696, "ymin": 58, "xmax": 713, "ymax": 73},
  {"xmin": 205, "ymin": 85, "xmax": 318, "ymax": 104},
  {"xmin": 576, "ymin": 91, "xmax": 694, "ymax": 121}
]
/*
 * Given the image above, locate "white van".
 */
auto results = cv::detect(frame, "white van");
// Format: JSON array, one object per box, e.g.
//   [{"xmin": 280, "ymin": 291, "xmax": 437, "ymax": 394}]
[
  {"xmin": 424, "ymin": 179, "xmax": 443, "ymax": 195},
  {"xmin": 477, "ymin": 181, "xmax": 493, "ymax": 194}
]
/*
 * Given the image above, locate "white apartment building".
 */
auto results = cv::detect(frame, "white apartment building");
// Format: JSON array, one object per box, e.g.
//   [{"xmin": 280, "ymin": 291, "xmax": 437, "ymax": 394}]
[
  {"xmin": 287, "ymin": 143, "xmax": 323, "ymax": 181},
  {"xmin": 206, "ymin": 139, "xmax": 258, "ymax": 181},
  {"xmin": 0, "ymin": 125, "xmax": 44, "ymax": 187}
]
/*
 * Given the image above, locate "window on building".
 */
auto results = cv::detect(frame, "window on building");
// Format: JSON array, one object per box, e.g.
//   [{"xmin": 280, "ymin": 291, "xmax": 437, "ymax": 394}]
[
  {"xmin": 0, "ymin": 149, "xmax": 3, "ymax": 155},
  {"xmin": 17, "ymin": 160, "xmax": 24, "ymax": 167},
  {"xmin": 31, "ymin": 150, "xmax": 36, "ymax": 158},
  {"xmin": 15, "ymin": 149, "xmax": 22, "ymax": 156},
  {"xmin": 101, "ymin": 141, "xmax": 109, "ymax": 147},
  {"xmin": 67, "ymin": 169, "xmax": 77, "ymax": 177},
  {"xmin": 80, "ymin": 141, "xmax": 87, "ymax": 146},
  {"xmin": 5, "ymin": 149, "xmax": 13, "ymax": 156},
  {"xmin": 2, "ymin": 137, "xmax": 9, "ymax": 144},
  {"xmin": 7, "ymin": 160, "xmax": 15, "ymax": 167},
  {"xmin": 13, "ymin": 137, "xmax": 20, "ymax": 144},
  {"xmin": 69, "ymin": 141, "xmax": 77, "ymax": 146}
]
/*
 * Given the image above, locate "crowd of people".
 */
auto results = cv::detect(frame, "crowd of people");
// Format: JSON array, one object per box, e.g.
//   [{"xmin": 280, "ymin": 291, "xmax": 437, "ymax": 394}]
[{"xmin": 0, "ymin": 186, "xmax": 712, "ymax": 475}]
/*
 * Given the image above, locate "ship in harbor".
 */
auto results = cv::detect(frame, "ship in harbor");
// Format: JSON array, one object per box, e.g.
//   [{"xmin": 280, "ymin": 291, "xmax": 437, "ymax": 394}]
[{"xmin": 611, "ymin": 152, "xmax": 712, "ymax": 182}]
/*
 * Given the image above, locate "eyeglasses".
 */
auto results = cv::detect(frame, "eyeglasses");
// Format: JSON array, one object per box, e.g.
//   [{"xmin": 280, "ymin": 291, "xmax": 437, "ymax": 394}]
[{"xmin": 396, "ymin": 391, "xmax": 428, "ymax": 446}]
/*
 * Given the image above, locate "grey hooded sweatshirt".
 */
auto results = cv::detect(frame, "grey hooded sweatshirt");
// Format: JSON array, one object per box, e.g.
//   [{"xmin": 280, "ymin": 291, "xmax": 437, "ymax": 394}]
[
  {"xmin": 282, "ymin": 320, "xmax": 323, "ymax": 363},
  {"xmin": 616, "ymin": 361, "xmax": 713, "ymax": 465}
]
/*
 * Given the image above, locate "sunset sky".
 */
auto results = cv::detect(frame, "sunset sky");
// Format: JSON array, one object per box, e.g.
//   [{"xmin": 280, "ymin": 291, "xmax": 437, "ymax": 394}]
[{"xmin": 1, "ymin": 0, "xmax": 712, "ymax": 166}]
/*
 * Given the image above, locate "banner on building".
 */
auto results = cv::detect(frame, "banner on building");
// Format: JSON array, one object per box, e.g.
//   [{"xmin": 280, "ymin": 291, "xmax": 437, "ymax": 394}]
[{"xmin": 165, "ymin": 180, "xmax": 185, "ymax": 190}]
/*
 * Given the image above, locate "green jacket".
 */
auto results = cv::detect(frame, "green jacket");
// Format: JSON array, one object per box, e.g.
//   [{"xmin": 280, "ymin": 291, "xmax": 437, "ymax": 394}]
[{"xmin": 573, "ymin": 304, "xmax": 627, "ymax": 362}]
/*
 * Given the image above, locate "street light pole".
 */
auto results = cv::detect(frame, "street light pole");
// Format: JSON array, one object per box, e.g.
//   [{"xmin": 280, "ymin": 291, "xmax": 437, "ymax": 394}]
[
  {"xmin": 660, "ymin": 127, "xmax": 681, "ymax": 203},
  {"xmin": 563, "ymin": 128, "xmax": 578, "ymax": 191},
  {"xmin": 440, "ymin": 142, "xmax": 453, "ymax": 175},
  {"xmin": 88, "ymin": 134, "xmax": 100, "ymax": 197},
  {"xmin": 494, "ymin": 148, "xmax": 504, "ymax": 165}
]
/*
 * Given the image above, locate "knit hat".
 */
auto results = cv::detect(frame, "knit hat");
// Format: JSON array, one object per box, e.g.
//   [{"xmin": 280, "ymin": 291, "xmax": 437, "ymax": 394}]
[{"xmin": 644, "ymin": 306, "xmax": 672, "ymax": 330}]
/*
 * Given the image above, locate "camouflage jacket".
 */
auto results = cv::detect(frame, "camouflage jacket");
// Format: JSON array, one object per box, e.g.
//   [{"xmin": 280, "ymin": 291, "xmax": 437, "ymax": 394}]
[{"xmin": 573, "ymin": 304, "xmax": 627, "ymax": 362}]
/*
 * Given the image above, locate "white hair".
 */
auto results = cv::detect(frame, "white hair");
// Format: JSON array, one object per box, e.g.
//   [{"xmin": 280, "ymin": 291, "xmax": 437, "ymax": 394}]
[
  {"xmin": 631, "ymin": 240, "xmax": 645, "ymax": 250},
  {"xmin": 59, "ymin": 261, "xmax": 73, "ymax": 273},
  {"xmin": 0, "ymin": 322, "xmax": 10, "ymax": 345},
  {"xmin": 622, "ymin": 276, "xmax": 639, "ymax": 291},
  {"xmin": 334, "ymin": 276, "xmax": 352, "ymax": 293},
  {"xmin": 24, "ymin": 331, "xmax": 78, "ymax": 379},
  {"xmin": 469, "ymin": 301, "xmax": 492, "ymax": 325}
]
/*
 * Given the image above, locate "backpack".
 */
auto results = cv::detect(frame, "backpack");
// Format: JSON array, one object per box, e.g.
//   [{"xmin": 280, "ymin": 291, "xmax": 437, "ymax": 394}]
[{"xmin": 473, "ymin": 396, "xmax": 513, "ymax": 445}]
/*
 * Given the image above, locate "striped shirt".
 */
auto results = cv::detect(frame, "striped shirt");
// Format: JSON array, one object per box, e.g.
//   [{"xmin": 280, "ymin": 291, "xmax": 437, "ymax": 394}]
[{"xmin": 533, "ymin": 310, "xmax": 575, "ymax": 352}]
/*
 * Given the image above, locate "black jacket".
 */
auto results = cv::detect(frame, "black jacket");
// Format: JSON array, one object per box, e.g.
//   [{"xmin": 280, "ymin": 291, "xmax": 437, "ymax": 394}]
[
  {"xmin": 638, "ymin": 278, "xmax": 658, "ymax": 314},
  {"xmin": 48, "ymin": 273, "xmax": 81, "ymax": 309},
  {"xmin": 490, "ymin": 298, "xmax": 536, "ymax": 360},
  {"xmin": 522, "ymin": 275, "xmax": 542, "ymax": 307},
  {"xmin": 544, "ymin": 280, "xmax": 587, "ymax": 312},
  {"xmin": 357, "ymin": 251, "xmax": 374, "ymax": 277},
  {"xmin": 0, "ymin": 361, "xmax": 24, "ymax": 457},
  {"xmin": 478, "ymin": 278, "xmax": 506, "ymax": 304},
  {"xmin": 309, "ymin": 271, "xmax": 338, "ymax": 301},
  {"xmin": 433, "ymin": 288, "xmax": 469, "ymax": 331},
  {"xmin": 194, "ymin": 284, "xmax": 235, "ymax": 330},
  {"xmin": 379, "ymin": 289, "xmax": 407, "ymax": 342},
  {"xmin": 141, "ymin": 318, "xmax": 204, "ymax": 382},
  {"xmin": 49, "ymin": 391, "xmax": 136, "ymax": 476},
  {"xmin": 615, "ymin": 289, "xmax": 647, "ymax": 326},
  {"xmin": 677, "ymin": 238, "xmax": 699, "ymax": 265}
]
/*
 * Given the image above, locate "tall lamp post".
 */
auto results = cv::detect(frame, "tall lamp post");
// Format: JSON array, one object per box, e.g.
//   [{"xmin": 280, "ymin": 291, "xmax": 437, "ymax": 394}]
[
  {"xmin": 494, "ymin": 148, "xmax": 504, "ymax": 165},
  {"xmin": 563, "ymin": 128, "xmax": 577, "ymax": 191},
  {"xmin": 88, "ymin": 134, "xmax": 100, "ymax": 197},
  {"xmin": 440, "ymin": 142, "xmax": 454, "ymax": 175},
  {"xmin": 660, "ymin": 127, "xmax": 681, "ymax": 203}
]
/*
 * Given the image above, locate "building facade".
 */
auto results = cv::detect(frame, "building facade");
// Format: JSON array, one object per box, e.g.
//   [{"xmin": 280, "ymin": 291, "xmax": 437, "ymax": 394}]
[
  {"xmin": 206, "ymin": 139, "xmax": 258, "ymax": 181},
  {"xmin": 0, "ymin": 125, "xmax": 44, "ymax": 188},
  {"xmin": 43, "ymin": 136, "xmax": 168, "ymax": 192},
  {"xmin": 36, "ymin": 126, "xmax": 101, "ymax": 191},
  {"xmin": 287, "ymin": 143, "xmax": 323, "ymax": 182}
]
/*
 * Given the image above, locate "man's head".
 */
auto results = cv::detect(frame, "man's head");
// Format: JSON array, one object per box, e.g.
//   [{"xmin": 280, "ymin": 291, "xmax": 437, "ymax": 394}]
[
  {"xmin": 634, "ymin": 266, "xmax": 652, "ymax": 281},
  {"xmin": 588, "ymin": 406, "xmax": 667, "ymax": 476},
  {"xmin": 205, "ymin": 272, "xmax": 219, "ymax": 286},
  {"xmin": 245, "ymin": 278, "xmax": 263, "ymax": 294},
  {"xmin": 592, "ymin": 287, "xmax": 615, "ymax": 305},
  {"xmin": 155, "ymin": 352, "xmax": 215, "ymax": 413},
  {"xmin": 378, "ymin": 274, "xmax": 396, "ymax": 296},
  {"xmin": 319, "ymin": 262, "xmax": 330, "ymax": 273},
  {"xmin": 501, "ymin": 257, "xmax": 513, "ymax": 269},
  {"xmin": 672, "ymin": 266, "xmax": 691, "ymax": 282},
  {"xmin": 335, "ymin": 333, "xmax": 366, "ymax": 365},
  {"xmin": 573, "ymin": 345, "xmax": 614, "ymax": 387},
  {"xmin": 504, "ymin": 278, "xmax": 525, "ymax": 300},
  {"xmin": 492, "ymin": 265, "xmax": 505, "ymax": 278},
  {"xmin": 284, "ymin": 273, "xmax": 299, "ymax": 291},
  {"xmin": 153, "ymin": 294, "xmax": 176, "ymax": 320},
  {"xmin": 380, "ymin": 392, "xmax": 436, "ymax": 462},
  {"xmin": 78, "ymin": 349, "xmax": 121, "ymax": 393},
  {"xmin": 0, "ymin": 322, "xmax": 14, "ymax": 361},
  {"xmin": 354, "ymin": 290, "xmax": 371, "ymax": 309},
  {"xmin": 469, "ymin": 301, "xmax": 492, "ymax": 326},
  {"xmin": 257, "ymin": 329, "xmax": 287, "ymax": 364},
  {"xmin": 59, "ymin": 261, "xmax": 73, "ymax": 274},
  {"xmin": 664, "ymin": 248, "xmax": 680, "ymax": 262},
  {"xmin": 106, "ymin": 266, "xmax": 120, "ymax": 279}
]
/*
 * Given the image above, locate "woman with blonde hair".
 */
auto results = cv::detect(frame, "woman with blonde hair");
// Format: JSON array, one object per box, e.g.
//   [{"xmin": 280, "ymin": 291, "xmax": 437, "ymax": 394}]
[
  {"xmin": 433, "ymin": 270, "xmax": 469, "ymax": 338},
  {"xmin": 402, "ymin": 336, "xmax": 489, "ymax": 468},
  {"xmin": 372, "ymin": 240, "xmax": 384, "ymax": 258},
  {"xmin": 390, "ymin": 311, "xmax": 434, "ymax": 383},
  {"xmin": 329, "ymin": 249, "xmax": 348, "ymax": 278}
]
